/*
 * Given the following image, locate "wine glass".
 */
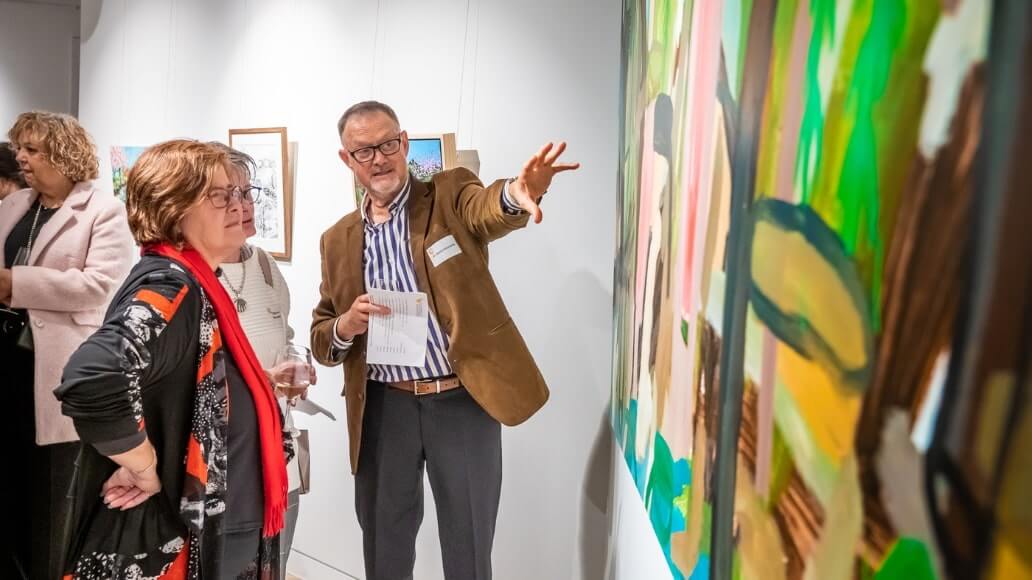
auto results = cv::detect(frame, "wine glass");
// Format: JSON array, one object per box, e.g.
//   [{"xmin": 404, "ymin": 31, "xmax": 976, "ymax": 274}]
[{"xmin": 273, "ymin": 343, "xmax": 313, "ymax": 437}]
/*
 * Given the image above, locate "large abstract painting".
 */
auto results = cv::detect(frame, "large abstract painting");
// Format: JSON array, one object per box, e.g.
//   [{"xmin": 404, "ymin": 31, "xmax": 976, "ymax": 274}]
[{"xmin": 612, "ymin": 0, "xmax": 1029, "ymax": 578}]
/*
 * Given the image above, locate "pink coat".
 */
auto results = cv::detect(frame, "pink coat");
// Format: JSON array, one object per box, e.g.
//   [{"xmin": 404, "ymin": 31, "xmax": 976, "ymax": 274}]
[{"xmin": 0, "ymin": 182, "xmax": 134, "ymax": 445}]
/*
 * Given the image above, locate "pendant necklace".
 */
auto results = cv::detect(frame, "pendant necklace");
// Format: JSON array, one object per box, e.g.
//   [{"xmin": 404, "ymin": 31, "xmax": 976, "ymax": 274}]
[{"xmin": 220, "ymin": 249, "xmax": 248, "ymax": 312}]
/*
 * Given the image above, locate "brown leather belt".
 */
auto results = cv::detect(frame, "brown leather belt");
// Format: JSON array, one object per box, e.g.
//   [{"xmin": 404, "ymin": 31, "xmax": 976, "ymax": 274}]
[{"xmin": 387, "ymin": 376, "xmax": 462, "ymax": 396}]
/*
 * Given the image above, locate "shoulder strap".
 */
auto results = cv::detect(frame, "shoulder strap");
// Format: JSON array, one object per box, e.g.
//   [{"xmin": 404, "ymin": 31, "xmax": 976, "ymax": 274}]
[{"xmin": 256, "ymin": 247, "xmax": 275, "ymax": 288}]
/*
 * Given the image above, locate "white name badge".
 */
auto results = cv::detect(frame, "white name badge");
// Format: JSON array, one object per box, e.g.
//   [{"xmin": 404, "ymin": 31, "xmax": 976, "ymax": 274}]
[{"xmin": 427, "ymin": 235, "xmax": 462, "ymax": 268}]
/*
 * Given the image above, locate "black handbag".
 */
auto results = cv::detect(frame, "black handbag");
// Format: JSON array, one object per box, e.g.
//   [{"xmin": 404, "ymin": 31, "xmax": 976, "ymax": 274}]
[{"xmin": 0, "ymin": 306, "xmax": 33, "ymax": 351}]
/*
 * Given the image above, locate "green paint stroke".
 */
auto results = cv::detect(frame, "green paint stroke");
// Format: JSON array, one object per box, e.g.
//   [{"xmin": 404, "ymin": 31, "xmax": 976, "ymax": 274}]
[
  {"xmin": 738, "ymin": 0, "xmax": 754, "ymax": 102},
  {"xmin": 668, "ymin": 0, "xmax": 695, "ymax": 255},
  {"xmin": 795, "ymin": 0, "xmax": 837, "ymax": 204},
  {"xmin": 755, "ymin": 0, "xmax": 801, "ymax": 201},
  {"xmin": 645, "ymin": 432, "xmax": 678, "ymax": 544},
  {"xmin": 876, "ymin": 537, "xmax": 938, "ymax": 580},
  {"xmin": 809, "ymin": 0, "xmax": 940, "ymax": 328},
  {"xmin": 765, "ymin": 425, "xmax": 796, "ymax": 510},
  {"xmin": 647, "ymin": 0, "xmax": 680, "ymax": 100}
]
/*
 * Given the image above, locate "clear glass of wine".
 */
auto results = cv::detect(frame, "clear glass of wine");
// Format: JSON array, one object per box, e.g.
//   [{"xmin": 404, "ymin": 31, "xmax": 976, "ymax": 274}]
[{"xmin": 273, "ymin": 343, "xmax": 313, "ymax": 437}]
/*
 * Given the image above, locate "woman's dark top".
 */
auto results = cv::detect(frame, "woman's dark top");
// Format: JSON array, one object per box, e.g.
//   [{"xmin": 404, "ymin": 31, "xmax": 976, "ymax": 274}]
[
  {"xmin": 3, "ymin": 198, "xmax": 58, "ymax": 267},
  {"xmin": 55, "ymin": 254, "xmax": 272, "ymax": 578}
]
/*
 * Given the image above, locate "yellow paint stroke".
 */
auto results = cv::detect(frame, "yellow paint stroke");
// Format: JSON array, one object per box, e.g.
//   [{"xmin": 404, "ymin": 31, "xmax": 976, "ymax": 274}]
[
  {"xmin": 987, "ymin": 535, "xmax": 1032, "ymax": 580},
  {"xmin": 975, "ymin": 372, "xmax": 1016, "ymax": 480},
  {"xmin": 778, "ymin": 342, "xmax": 863, "ymax": 465},
  {"xmin": 752, "ymin": 220, "xmax": 869, "ymax": 373},
  {"xmin": 701, "ymin": 100, "xmax": 732, "ymax": 313},
  {"xmin": 989, "ymin": 380, "xmax": 1032, "ymax": 579},
  {"xmin": 803, "ymin": 455, "xmax": 864, "ymax": 580},
  {"xmin": 672, "ymin": 407, "xmax": 711, "ymax": 573},
  {"xmin": 736, "ymin": 457, "xmax": 789, "ymax": 580}
]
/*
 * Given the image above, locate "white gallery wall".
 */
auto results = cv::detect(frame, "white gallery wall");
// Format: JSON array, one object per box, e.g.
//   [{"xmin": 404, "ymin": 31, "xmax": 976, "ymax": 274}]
[
  {"xmin": 78, "ymin": 0, "xmax": 621, "ymax": 578},
  {"xmin": 0, "ymin": 0, "xmax": 81, "ymax": 129}
]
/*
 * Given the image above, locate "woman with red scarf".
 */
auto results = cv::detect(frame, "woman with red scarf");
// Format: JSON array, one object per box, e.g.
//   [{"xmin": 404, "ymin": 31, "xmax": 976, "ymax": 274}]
[{"xmin": 55, "ymin": 140, "xmax": 291, "ymax": 579}]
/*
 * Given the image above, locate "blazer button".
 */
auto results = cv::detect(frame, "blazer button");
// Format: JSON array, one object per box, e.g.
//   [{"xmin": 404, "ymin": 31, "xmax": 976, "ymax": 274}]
[{"xmin": 33, "ymin": 320, "xmax": 44, "ymax": 328}]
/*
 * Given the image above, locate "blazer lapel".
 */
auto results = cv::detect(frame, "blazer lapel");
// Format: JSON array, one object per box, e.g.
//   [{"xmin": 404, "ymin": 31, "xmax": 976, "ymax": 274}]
[
  {"xmin": 407, "ymin": 176, "xmax": 432, "ymax": 296},
  {"xmin": 343, "ymin": 216, "xmax": 365, "ymax": 300},
  {"xmin": 0, "ymin": 189, "xmax": 35, "ymax": 268},
  {"xmin": 29, "ymin": 182, "xmax": 95, "ymax": 265}
]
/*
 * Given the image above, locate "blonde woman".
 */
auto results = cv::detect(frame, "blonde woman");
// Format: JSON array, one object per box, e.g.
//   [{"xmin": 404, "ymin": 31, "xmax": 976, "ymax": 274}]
[{"xmin": 0, "ymin": 111, "xmax": 133, "ymax": 579}]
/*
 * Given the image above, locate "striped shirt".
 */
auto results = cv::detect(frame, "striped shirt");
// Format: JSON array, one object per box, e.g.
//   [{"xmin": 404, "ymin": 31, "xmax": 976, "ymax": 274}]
[{"xmin": 333, "ymin": 176, "xmax": 523, "ymax": 382}]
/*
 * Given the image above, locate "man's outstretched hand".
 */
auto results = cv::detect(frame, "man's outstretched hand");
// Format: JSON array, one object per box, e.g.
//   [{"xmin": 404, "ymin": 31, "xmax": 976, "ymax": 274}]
[{"xmin": 508, "ymin": 142, "xmax": 580, "ymax": 224}]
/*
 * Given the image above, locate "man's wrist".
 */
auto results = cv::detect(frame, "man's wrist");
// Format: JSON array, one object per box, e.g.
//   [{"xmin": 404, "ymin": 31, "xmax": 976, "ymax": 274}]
[
  {"xmin": 501, "ymin": 178, "xmax": 527, "ymax": 215},
  {"xmin": 333, "ymin": 316, "xmax": 356, "ymax": 347}
]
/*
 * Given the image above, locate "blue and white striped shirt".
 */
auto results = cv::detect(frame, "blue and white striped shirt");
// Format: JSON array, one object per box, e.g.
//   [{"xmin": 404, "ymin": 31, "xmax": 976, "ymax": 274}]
[{"xmin": 333, "ymin": 176, "xmax": 524, "ymax": 382}]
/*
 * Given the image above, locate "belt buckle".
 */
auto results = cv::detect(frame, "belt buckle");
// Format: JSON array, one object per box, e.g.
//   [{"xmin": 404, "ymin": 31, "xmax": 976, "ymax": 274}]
[{"xmin": 414, "ymin": 378, "xmax": 441, "ymax": 396}]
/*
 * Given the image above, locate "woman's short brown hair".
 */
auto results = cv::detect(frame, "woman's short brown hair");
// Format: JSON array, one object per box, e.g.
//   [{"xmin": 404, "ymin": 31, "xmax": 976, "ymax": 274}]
[
  {"xmin": 126, "ymin": 140, "xmax": 227, "ymax": 246},
  {"xmin": 7, "ymin": 111, "xmax": 99, "ymax": 182}
]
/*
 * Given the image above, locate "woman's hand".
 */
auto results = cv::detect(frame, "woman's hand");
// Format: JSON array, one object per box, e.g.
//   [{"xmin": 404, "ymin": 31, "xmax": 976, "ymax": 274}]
[
  {"xmin": 103, "ymin": 442, "xmax": 162, "ymax": 510},
  {"xmin": 268, "ymin": 361, "xmax": 317, "ymax": 404},
  {"xmin": 101, "ymin": 463, "xmax": 162, "ymax": 510}
]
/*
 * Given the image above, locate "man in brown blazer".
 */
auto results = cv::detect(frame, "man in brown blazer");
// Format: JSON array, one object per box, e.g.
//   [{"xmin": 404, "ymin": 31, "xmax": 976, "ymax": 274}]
[{"xmin": 311, "ymin": 101, "xmax": 578, "ymax": 580}]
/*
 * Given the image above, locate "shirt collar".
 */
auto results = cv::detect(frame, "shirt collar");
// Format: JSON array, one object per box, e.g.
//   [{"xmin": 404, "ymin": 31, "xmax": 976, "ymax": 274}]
[{"xmin": 362, "ymin": 175, "xmax": 411, "ymax": 226}]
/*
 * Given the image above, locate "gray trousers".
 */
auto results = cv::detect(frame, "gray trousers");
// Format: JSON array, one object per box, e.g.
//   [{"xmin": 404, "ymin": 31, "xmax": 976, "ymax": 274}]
[{"xmin": 356, "ymin": 380, "xmax": 502, "ymax": 580}]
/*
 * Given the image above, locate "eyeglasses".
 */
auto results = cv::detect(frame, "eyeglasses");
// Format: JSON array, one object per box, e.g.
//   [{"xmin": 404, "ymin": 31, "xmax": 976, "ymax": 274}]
[
  {"xmin": 205, "ymin": 185, "xmax": 262, "ymax": 209},
  {"xmin": 348, "ymin": 134, "xmax": 403, "ymax": 164}
]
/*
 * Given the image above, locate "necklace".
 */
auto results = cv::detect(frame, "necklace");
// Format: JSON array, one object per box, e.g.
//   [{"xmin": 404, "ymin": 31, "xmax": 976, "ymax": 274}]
[{"xmin": 220, "ymin": 249, "xmax": 248, "ymax": 312}]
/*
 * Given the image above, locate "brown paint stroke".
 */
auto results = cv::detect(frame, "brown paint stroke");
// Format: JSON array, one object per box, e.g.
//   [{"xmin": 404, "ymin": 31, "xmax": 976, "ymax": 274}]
[
  {"xmin": 738, "ymin": 378, "xmax": 825, "ymax": 578},
  {"xmin": 855, "ymin": 63, "xmax": 986, "ymax": 562}
]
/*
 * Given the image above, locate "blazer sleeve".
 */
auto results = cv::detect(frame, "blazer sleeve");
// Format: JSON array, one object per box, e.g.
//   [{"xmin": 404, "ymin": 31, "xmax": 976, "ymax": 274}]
[
  {"xmin": 55, "ymin": 269, "xmax": 199, "ymax": 455},
  {"xmin": 10, "ymin": 198, "xmax": 134, "ymax": 312},
  {"xmin": 446, "ymin": 167, "xmax": 531, "ymax": 243},
  {"xmin": 311, "ymin": 230, "xmax": 346, "ymax": 366}
]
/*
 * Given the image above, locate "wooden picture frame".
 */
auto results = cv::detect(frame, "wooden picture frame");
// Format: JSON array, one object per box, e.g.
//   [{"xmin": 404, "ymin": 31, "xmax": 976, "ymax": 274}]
[
  {"xmin": 353, "ymin": 132, "xmax": 457, "ymax": 206},
  {"xmin": 228, "ymin": 127, "xmax": 293, "ymax": 260}
]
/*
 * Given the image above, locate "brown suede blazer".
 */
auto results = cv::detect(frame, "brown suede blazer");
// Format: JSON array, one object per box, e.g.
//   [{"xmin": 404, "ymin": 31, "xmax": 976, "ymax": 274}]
[{"xmin": 311, "ymin": 168, "xmax": 549, "ymax": 473}]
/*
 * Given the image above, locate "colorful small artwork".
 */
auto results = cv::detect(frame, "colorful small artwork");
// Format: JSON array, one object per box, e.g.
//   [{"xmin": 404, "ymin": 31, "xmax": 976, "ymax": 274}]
[
  {"xmin": 353, "ymin": 133, "xmax": 456, "ymax": 206},
  {"xmin": 110, "ymin": 146, "xmax": 146, "ymax": 203}
]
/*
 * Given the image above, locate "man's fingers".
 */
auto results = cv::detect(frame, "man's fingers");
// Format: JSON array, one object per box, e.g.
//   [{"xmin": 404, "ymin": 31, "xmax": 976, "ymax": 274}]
[
  {"xmin": 553, "ymin": 162, "xmax": 580, "ymax": 172},
  {"xmin": 356, "ymin": 302, "xmax": 390, "ymax": 315},
  {"xmin": 521, "ymin": 198, "xmax": 543, "ymax": 224},
  {"xmin": 543, "ymin": 141, "xmax": 567, "ymax": 165}
]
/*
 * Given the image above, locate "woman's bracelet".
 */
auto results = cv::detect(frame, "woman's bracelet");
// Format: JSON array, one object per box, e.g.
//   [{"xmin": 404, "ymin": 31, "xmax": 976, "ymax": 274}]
[{"xmin": 130, "ymin": 451, "xmax": 158, "ymax": 475}]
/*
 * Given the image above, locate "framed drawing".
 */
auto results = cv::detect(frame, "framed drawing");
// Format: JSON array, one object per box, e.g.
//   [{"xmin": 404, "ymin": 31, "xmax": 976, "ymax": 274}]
[
  {"xmin": 353, "ymin": 132, "xmax": 457, "ymax": 206},
  {"xmin": 228, "ymin": 127, "xmax": 293, "ymax": 260}
]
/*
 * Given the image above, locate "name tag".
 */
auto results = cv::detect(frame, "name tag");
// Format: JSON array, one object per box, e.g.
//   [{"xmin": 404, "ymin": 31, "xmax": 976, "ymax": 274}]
[{"xmin": 427, "ymin": 235, "xmax": 462, "ymax": 268}]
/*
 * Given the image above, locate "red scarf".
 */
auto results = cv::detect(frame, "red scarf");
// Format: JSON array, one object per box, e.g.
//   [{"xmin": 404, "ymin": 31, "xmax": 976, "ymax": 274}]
[{"xmin": 145, "ymin": 242, "xmax": 287, "ymax": 537}]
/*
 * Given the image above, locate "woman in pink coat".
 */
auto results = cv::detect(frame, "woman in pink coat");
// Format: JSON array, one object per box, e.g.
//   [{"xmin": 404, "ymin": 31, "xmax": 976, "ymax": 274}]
[{"xmin": 0, "ymin": 111, "xmax": 134, "ymax": 580}]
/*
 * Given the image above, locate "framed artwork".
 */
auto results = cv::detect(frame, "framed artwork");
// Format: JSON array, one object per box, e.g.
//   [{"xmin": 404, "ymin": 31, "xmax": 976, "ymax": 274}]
[
  {"xmin": 353, "ymin": 132, "xmax": 457, "ymax": 206},
  {"xmin": 110, "ymin": 145, "xmax": 147, "ymax": 203},
  {"xmin": 228, "ymin": 127, "xmax": 293, "ymax": 260}
]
